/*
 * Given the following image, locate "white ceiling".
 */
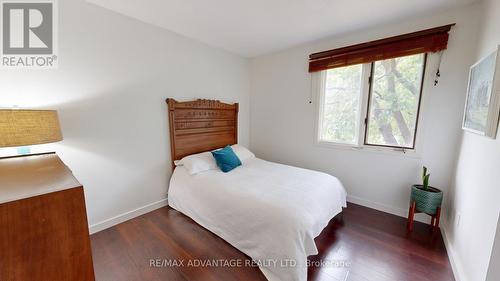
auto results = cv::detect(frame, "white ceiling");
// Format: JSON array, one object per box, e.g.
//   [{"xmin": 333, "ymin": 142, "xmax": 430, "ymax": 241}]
[{"xmin": 88, "ymin": 0, "xmax": 479, "ymax": 57}]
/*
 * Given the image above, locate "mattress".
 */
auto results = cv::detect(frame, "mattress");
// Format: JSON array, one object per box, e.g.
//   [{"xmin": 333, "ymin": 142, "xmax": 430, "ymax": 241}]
[{"xmin": 168, "ymin": 157, "xmax": 347, "ymax": 281}]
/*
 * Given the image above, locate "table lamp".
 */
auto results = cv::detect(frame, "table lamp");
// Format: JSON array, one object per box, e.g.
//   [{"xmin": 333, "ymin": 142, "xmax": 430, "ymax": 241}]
[{"xmin": 0, "ymin": 109, "xmax": 63, "ymax": 155}]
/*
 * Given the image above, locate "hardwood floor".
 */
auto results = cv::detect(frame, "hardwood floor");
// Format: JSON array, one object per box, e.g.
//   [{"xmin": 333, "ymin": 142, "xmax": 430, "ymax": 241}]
[{"xmin": 91, "ymin": 203, "xmax": 455, "ymax": 281}]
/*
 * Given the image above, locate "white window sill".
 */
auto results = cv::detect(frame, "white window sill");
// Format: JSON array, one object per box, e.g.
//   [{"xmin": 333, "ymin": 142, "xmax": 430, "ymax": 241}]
[{"xmin": 315, "ymin": 141, "xmax": 422, "ymax": 159}]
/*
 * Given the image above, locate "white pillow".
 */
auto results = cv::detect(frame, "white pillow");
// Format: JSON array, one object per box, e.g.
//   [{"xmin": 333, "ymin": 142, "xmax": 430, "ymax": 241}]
[
  {"xmin": 177, "ymin": 151, "xmax": 218, "ymax": 175},
  {"xmin": 176, "ymin": 145, "xmax": 254, "ymax": 174},
  {"xmin": 231, "ymin": 144, "xmax": 255, "ymax": 164}
]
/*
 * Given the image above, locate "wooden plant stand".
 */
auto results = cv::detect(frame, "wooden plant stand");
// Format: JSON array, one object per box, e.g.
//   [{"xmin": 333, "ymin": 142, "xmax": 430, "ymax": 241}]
[{"xmin": 407, "ymin": 201, "xmax": 441, "ymax": 232}]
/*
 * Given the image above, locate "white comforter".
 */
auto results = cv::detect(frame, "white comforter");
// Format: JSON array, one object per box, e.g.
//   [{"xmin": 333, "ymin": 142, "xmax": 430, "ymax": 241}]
[{"xmin": 168, "ymin": 158, "xmax": 347, "ymax": 281}]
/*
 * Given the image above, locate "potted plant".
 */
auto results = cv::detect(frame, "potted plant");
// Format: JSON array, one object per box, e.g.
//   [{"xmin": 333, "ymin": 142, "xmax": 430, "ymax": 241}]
[{"xmin": 410, "ymin": 166, "xmax": 443, "ymax": 216}]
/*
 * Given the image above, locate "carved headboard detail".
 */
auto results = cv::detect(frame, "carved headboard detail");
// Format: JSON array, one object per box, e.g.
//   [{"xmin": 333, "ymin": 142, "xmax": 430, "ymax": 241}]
[{"xmin": 166, "ymin": 99, "xmax": 239, "ymax": 168}]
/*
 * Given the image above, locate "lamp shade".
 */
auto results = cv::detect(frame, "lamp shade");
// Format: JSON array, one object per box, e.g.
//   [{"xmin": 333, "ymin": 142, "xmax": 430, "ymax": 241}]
[{"xmin": 0, "ymin": 109, "xmax": 63, "ymax": 148}]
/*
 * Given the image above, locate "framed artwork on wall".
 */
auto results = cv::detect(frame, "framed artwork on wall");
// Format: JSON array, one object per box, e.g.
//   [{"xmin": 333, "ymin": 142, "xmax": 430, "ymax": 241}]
[{"xmin": 463, "ymin": 45, "xmax": 500, "ymax": 138}]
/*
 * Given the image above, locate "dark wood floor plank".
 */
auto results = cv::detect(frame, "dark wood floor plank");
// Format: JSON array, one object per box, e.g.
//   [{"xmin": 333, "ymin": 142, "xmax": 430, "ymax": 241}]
[
  {"xmin": 146, "ymin": 209, "xmax": 266, "ymax": 281},
  {"xmin": 91, "ymin": 203, "xmax": 455, "ymax": 281}
]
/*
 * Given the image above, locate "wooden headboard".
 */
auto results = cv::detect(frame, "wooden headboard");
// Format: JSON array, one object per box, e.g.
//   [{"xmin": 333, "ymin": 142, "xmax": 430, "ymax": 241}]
[{"xmin": 166, "ymin": 98, "xmax": 239, "ymax": 167}]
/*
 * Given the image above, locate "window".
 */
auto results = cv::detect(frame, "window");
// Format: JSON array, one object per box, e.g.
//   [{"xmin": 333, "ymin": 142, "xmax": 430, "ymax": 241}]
[
  {"xmin": 316, "ymin": 53, "xmax": 426, "ymax": 150},
  {"xmin": 318, "ymin": 64, "xmax": 363, "ymax": 145}
]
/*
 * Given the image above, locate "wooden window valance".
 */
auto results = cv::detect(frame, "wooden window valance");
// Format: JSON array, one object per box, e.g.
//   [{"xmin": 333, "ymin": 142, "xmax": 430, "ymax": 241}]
[{"xmin": 308, "ymin": 24, "xmax": 455, "ymax": 73}]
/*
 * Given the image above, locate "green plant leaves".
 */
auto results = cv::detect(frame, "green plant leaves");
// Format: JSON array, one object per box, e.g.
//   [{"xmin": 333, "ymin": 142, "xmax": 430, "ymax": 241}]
[
  {"xmin": 422, "ymin": 166, "xmax": 430, "ymax": 190},
  {"xmin": 423, "ymin": 174, "xmax": 430, "ymax": 190}
]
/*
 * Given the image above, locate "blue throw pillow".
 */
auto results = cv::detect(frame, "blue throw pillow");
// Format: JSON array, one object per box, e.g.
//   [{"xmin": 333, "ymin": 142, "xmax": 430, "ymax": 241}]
[{"xmin": 211, "ymin": 146, "xmax": 242, "ymax": 173}]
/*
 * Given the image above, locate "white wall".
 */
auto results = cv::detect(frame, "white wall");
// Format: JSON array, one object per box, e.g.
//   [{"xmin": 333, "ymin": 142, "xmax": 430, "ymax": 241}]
[
  {"xmin": 249, "ymin": 4, "xmax": 480, "ymax": 221},
  {"xmin": 445, "ymin": 0, "xmax": 500, "ymax": 280},
  {"xmin": 0, "ymin": 0, "xmax": 250, "ymax": 232}
]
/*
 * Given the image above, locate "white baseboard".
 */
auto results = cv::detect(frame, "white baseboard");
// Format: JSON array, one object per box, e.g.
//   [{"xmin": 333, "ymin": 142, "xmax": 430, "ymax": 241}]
[
  {"xmin": 89, "ymin": 198, "xmax": 168, "ymax": 234},
  {"xmin": 440, "ymin": 221, "xmax": 468, "ymax": 281},
  {"xmin": 347, "ymin": 195, "xmax": 429, "ymax": 223}
]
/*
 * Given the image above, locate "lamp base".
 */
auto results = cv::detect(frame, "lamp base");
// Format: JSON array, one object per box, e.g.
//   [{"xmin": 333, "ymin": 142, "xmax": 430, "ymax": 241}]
[
  {"xmin": 17, "ymin": 147, "xmax": 31, "ymax": 155},
  {"xmin": 0, "ymin": 151, "xmax": 56, "ymax": 160}
]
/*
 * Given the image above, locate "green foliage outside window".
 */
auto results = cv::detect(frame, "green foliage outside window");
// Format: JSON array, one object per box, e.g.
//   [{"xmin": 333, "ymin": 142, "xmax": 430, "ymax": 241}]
[{"xmin": 319, "ymin": 54, "xmax": 425, "ymax": 149}]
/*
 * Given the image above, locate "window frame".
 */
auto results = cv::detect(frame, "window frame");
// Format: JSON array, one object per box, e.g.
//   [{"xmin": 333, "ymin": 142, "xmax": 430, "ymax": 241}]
[
  {"xmin": 316, "ymin": 64, "xmax": 368, "ymax": 147},
  {"xmin": 314, "ymin": 53, "xmax": 428, "ymax": 152}
]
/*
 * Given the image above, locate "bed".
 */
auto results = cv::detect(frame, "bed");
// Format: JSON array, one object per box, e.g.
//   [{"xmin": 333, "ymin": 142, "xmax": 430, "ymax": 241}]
[{"xmin": 166, "ymin": 99, "xmax": 347, "ymax": 281}]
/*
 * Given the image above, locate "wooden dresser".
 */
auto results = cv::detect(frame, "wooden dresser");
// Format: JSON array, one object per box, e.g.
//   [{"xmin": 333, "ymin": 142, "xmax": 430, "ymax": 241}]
[{"xmin": 0, "ymin": 153, "xmax": 95, "ymax": 281}]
